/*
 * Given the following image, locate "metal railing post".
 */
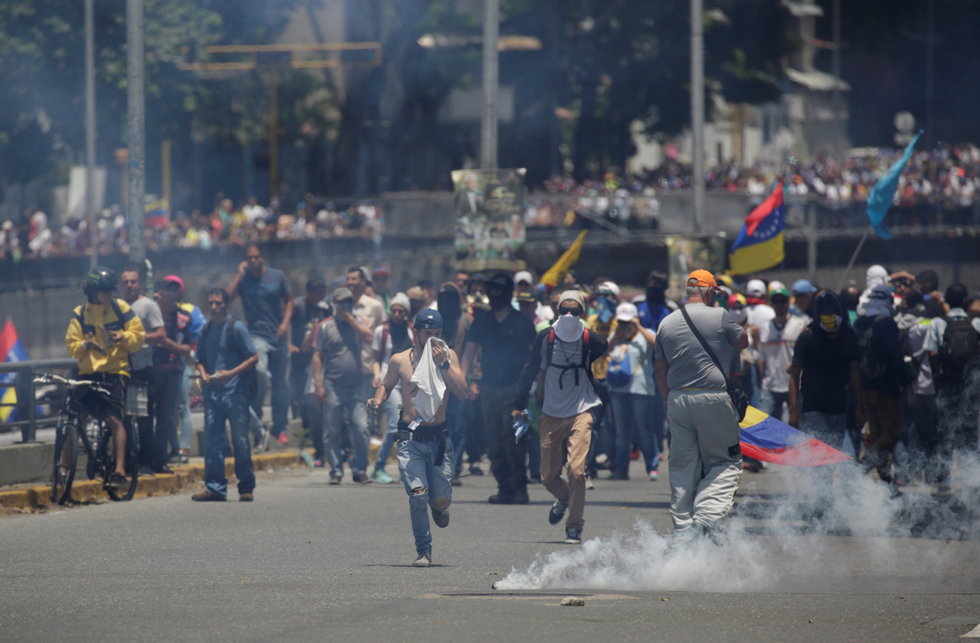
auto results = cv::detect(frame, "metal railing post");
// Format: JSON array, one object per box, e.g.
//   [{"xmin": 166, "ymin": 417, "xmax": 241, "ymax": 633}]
[{"xmin": 25, "ymin": 365, "xmax": 37, "ymax": 442}]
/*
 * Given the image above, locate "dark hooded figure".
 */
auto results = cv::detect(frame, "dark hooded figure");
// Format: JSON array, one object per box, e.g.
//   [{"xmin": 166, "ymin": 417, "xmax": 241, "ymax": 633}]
[
  {"xmin": 437, "ymin": 282, "xmax": 467, "ymax": 354},
  {"xmin": 788, "ymin": 291, "xmax": 865, "ymax": 456}
]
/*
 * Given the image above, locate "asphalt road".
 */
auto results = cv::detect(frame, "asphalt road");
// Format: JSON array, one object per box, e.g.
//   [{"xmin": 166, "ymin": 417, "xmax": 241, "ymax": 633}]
[{"xmin": 2, "ymin": 454, "xmax": 978, "ymax": 643}]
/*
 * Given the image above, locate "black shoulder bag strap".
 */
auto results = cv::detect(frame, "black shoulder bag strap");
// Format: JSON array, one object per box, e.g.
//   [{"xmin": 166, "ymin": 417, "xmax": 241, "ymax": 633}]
[{"xmin": 680, "ymin": 306, "xmax": 748, "ymax": 421}]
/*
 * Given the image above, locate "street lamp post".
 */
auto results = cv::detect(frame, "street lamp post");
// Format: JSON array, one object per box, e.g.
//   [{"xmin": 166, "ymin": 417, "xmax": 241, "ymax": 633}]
[
  {"xmin": 481, "ymin": 0, "xmax": 499, "ymax": 170},
  {"xmin": 691, "ymin": 0, "xmax": 705, "ymax": 234},
  {"xmin": 126, "ymin": 0, "xmax": 145, "ymax": 264}
]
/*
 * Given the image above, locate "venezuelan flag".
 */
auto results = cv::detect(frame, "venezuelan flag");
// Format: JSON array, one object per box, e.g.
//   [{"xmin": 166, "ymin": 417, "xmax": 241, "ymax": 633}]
[
  {"xmin": 739, "ymin": 405, "xmax": 851, "ymax": 467},
  {"xmin": 728, "ymin": 181, "xmax": 785, "ymax": 276},
  {"xmin": 145, "ymin": 197, "xmax": 169, "ymax": 228},
  {"xmin": 0, "ymin": 319, "xmax": 28, "ymax": 423}
]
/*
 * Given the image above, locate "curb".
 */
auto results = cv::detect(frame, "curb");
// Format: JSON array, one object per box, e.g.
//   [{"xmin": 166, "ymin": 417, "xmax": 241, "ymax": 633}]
[{"xmin": 0, "ymin": 451, "xmax": 303, "ymax": 511}]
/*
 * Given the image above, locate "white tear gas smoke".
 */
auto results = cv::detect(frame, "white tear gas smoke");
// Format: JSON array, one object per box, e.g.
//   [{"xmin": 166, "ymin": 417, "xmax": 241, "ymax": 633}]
[{"xmin": 496, "ymin": 451, "xmax": 980, "ymax": 593}]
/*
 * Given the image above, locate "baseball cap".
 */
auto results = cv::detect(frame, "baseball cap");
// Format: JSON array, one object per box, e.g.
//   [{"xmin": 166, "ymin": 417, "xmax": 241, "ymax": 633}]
[
  {"xmin": 162, "ymin": 275, "xmax": 184, "ymax": 294},
  {"xmin": 686, "ymin": 269, "xmax": 718, "ymax": 289},
  {"xmin": 615, "ymin": 302, "xmax": 639, "ymax": 322},
  {"xmin": 414, "ymin": 309, "xmax": 443, "ymax": 330},
  {"xmin": 598, "ymin": 281, "xmax": 620, "ymax": 297},
  {"xmin": 515, "ymin": 291, "xmax": 537, "ymax": 305},
  {"xmin": 514, "ymin": 270, "xmax": 533, "ymax": 286},
  {"xmin": 746, "ymin": 279, "xmax": 766, "ymax": 297},
  {"xmin": 371, "ymin": 267, "xmax": 390, "ymax": 278},
  {"xmin": 770, "ymin": 287, "xmax": 790, "ymax": 300},
  {"xmin": 406, "ymin": 286, "xmax": 425, "ymax": 301},
  {"xmin": 792, "ymin": 279, "xmax": 818, "ymax": 295},
  {"xmin": 487, "ymin": 272, "xmax": 515, "ymax": 292},
  {"xmin": 333, "ymin": 287, "xmax": 354, "ymax": 302},
  {"xmin": 728, "ymin": 293, "xmax": 747, "ymax": 308},
  {"xmin": 768, "ymin": 280, "xmax": 786, "ymax": 294}
]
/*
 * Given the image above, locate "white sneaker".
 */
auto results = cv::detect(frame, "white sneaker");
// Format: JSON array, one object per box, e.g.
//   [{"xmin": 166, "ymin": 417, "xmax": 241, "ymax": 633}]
[
  {"xmin": 585, "ymin": 477, "xmax": 595, "ymax": 490},
  {"xmin": 412, "ymin": 552, "xmax": 432, "ymax": 567}
]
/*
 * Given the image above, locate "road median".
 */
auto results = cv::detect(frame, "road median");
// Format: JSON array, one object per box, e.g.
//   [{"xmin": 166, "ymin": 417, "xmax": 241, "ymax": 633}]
[{"xmin": 0, "ymin": 451, "xmax": 304, "ymax": 511}]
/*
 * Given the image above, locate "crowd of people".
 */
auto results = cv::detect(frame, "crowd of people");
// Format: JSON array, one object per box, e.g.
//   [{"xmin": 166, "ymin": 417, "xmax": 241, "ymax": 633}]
[
  {"xmin": 60, "ymin": 242, "xmax": 980, "ymax": 563},
  {"xmin": 0, "ymin": 197, "xmax": 385, "ymax": 262}
]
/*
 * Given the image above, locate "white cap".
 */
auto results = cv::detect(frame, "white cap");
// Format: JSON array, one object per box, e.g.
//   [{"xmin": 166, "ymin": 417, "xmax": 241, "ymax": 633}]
[
  {"xmin": 598, "ymin": 281, "xmax": 620, "ymax": 297},
  {"xmin": 768, "ymin": 280, "xmax": 786, "ymax": 294},
  {"xmin": 514, "ymin": 271, "xmax": 534, "ymax": 285},
  {"xmin": 615, "ymin": 302, "xmax": 639, "ymax": 322},
  {"xmin": 746, "ymin": 279, "xmax": 766, "ymax": 297}
]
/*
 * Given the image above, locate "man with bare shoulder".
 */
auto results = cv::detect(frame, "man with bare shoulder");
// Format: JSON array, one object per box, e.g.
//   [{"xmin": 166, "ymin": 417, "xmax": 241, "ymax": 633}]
[{"xmin": 367, "ymin": 310, "xmax": 468, "ymax": 567}]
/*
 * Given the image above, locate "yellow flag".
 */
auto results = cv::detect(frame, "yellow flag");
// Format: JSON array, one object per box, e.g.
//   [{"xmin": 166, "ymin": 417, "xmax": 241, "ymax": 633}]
[{"xmin": 540, "ymin": 230, "xmax": 588, "ymax": 287}]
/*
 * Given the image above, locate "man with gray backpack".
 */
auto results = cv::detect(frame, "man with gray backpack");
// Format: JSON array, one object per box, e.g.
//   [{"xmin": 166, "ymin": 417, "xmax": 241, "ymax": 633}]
[
  {"xmin": 930, "ymin": 283, "xmax": 980, "ymax": 492},
  {"xmin": 513, "ymin": 291, "xmax": 608, "ymax": 544}
]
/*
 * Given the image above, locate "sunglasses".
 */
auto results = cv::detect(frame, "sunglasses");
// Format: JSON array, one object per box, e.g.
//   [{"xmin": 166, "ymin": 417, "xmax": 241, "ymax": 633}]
[{"xmin": 558, "ymin": 306, "xmax": 581, "ymax": 317}]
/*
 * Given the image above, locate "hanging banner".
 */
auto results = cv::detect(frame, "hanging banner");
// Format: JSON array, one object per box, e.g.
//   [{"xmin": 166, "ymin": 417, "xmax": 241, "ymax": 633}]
[{"xmin": 452, "ymin": 168, "xmax": 526, "ymax": 272}]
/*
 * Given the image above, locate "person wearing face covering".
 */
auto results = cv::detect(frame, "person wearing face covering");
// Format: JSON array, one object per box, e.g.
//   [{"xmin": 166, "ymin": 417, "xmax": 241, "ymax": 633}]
[
  {"xmin": 437, "ymin": 282, "xmax": 471, "ymax": 484},
  {"xmin": 585, "ymin": 282, "xmax": 621, "ymax": 482},
  {"xmin": 462, "ymin": 273, "xmax": 537, "ymax": 504},
  {"xmin": 789, "ymin": 291, "xmax": 865, "ymax": 456},
  {"xmin": 513, "ymin": 291, "xmax": 608, "ymax": 544},
  {"xmin": 637, "ymin": 270, "xmax": 678, "ymax": 332},
  {"xmin": 857, "ymin": 264, "xmax": 889, "ymax": 317},
  {"xmin": 853, "ymin": 284, "xmax": 911, "ymax": 489},
  {"xmin": 370, "ymin": 293, "xmax": 415, "ymax": 483}
]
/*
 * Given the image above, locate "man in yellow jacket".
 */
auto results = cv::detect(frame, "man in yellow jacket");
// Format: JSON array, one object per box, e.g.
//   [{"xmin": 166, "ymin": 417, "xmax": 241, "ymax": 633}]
[{"xmin": 66, "ymin": 267, "xmax": 145, "ymax": 488}]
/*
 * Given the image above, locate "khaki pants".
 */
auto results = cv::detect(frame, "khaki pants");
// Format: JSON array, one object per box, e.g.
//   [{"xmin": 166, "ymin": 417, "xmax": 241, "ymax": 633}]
[
  {"xmin": 667, "ymin": 390, "xmax": 742, "ymax": 531},
  {"xmin": 862, "ymin": 390, "xmax": 902, "ymax": 482},
  {"xmin": 539, "ymin": 411, "xmax": 593, "ymax": 531}
]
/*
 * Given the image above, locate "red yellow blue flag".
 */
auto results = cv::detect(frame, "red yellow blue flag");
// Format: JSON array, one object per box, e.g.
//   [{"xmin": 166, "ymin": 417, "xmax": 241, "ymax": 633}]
[
  {"xmin": 728, "ymin": 181, "xmax": 785, "ymax": 275},
  {"xmin": 0, "ymin": 319, "xmax": 28, "ymax": 423},
  {"xmin": 739, "ymin": 405, "xmax": 851, "ymax": 467}
]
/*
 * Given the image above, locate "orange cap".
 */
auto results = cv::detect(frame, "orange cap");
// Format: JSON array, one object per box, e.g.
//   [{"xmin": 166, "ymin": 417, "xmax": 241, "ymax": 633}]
[{"xmin": 686, "ymin": 269, "xmax": 718, "ymax": 289}]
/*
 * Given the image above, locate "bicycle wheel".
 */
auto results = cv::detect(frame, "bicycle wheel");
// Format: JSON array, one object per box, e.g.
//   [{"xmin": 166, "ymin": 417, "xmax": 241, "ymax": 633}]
[
  {"xmin": 50, "ymin": 421, "xmax": 78, "ymax": 505},
  {"xmin": 104, "ymin": 422, "xmax": 139, "ymax": 501}
]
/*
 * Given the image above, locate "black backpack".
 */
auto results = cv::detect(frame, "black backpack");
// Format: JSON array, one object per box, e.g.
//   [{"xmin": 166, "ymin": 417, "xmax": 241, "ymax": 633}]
[
  {"xmin": 938, "ymin": 317, "xmax": 980, "ymax": 383},
  {"xmin": 857, "ymin": 315, "xmax": 890, "ymax": 382},
  {"xmin": 545, "ymin": 327, "xmax": 593, "ymax": 390},
  {"xmin": 198, "ymin": 316, "xmax": 259, "ymax": 400}
]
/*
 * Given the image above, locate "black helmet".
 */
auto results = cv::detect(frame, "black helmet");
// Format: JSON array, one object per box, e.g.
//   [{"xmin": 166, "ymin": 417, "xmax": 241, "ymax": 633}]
[{"xmin": 84, "ymin": 267, "xmax": 118, "ymax": 294}]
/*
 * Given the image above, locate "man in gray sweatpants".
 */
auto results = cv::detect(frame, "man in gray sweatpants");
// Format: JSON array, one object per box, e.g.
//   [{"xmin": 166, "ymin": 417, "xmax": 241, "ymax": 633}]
[{"xmin": 654, "ymin": 270, "xmax": 749, "ymax": 535}]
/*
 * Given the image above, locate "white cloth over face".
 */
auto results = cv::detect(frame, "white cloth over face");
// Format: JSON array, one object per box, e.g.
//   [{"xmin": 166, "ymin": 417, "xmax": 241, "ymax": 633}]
[
  {"xmin": 409, "ymin": 337, "xmax": 448, "ymax": 423},
  {"xmin": 554, "ymin": 314, "xmax": 584, "ymax": 343}
]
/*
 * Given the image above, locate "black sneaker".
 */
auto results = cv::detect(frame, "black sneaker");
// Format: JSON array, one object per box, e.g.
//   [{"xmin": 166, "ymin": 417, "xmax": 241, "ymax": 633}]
[
  {"xmin": 352, "ymin": 473, "xmax": 373, "ymax": 484},
  {"xmin": 153, "ymin": 465, "xmax": 173, "ymax": 475},
  {"xmin": 511, "ymin": 489, "xmax": 530, "ymax": 504},
  {"xmin": 564, "ymin": 528, "xmax": 582, "ymax": 544},
  {"xmin": 450, "ymin": 474, "xmax": 462, "ymax": 487},
  {"xmin": 548, "ymin": 500, "xmax": 568, "ymax": 525},
  {"xmin": 328, "ymin": 473, "xmax": 342, "ymax": 485},
  {"xmin": 488, "ymin": 493, "xmax": 513, "ymax": 504},
  {"xmin": 412, "ymin": 552, "xmax": 432, "ymax": 567},
  {"xmin": 105, "ymin": 473, "xmax": 128, "ymax": 489},
  {"xmin": 469, "ymin": 465, "xmax": 484, "ymax": 476},
  {"xmin": 431, "ymin": 507, "xmax": 450, "ymax": 528},
  {"xmin": 138, "ymin": 465, "xmax": 156, "ymax": 476}
]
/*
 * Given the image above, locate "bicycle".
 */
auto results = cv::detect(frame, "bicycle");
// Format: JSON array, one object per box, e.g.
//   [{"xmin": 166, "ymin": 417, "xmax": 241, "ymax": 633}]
[{"xmin": 36, "ymin": 373, "xmax": 139, "ymax": 505}]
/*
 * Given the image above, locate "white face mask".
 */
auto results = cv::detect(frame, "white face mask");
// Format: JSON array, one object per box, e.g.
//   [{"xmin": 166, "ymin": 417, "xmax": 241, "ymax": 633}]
[
  {"xmin": 730, "ymin": 308, "xmax": 747, "ymax": 325},
  {"xmin": 554, "ymin": 313, "xmax": 584, "ymax": 343}
]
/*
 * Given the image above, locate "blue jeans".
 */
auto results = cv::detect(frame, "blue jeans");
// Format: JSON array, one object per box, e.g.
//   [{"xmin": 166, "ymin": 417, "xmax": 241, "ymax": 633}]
[
  {"xmin": 374, "ymin": 386, "xmax": 402, "ymax": 472},
  {"xmin": 152, "ymin": 369, "xmax": 182, "ymax": 468},
  {"xmin": 322, "ymin": 379, "xmax": 369, "ymax": 476},
  {"xmin": 176, "ymin": 364, "xmax": 194, "ymax": 451},
  {"xmin": 447, "ymin": 395, "xmax": 467, "ymax": 475},
  {"xmin": 251, "ymin": 335, "xmax": 291, "ymax": 436},
  {"xmin": 203, "ymin": 391, "xmax": 255, "ymax": 498},
  {"xmin": 397, "ymin": 438, "xmax": 454, "ymax": 555},
  {"xmin": 610, "ymin": 392, "xmax": 659, "ymax": 477}
]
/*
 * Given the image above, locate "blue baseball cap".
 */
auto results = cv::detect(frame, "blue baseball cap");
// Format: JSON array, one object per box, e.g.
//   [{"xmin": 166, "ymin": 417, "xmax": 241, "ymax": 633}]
[
  {"xmin": 792, "ymin": 279, "xmax": 818, "ymax": 295},
  {"xmin": 414, "ymin": 309, "xmax": 443, "ymax": 330}
]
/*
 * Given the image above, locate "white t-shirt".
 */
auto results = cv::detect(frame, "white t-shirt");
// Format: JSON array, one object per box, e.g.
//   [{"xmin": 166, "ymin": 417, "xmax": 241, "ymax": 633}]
[
  {"xmin": 371, "ymin": 324, "xmax": 412, "ymax": 390},
  {"xmin": 746, "ymin": 303, "xmax": 776, "ymax": 330},
  {"xmin": 758, "ymin": 316, "xmax": 806, "ymax": 393}
]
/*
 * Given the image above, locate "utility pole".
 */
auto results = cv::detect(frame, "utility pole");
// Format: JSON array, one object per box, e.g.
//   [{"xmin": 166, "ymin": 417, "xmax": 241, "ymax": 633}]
[
  {"xmin": 691, "ymin": 0, "xmax": 705, "ymax": 234},
  {"xmin": 832, "ymin": 0, "xmax": 841, "ymax": 156},
  {"xmin": 481, "ymin": 0, "xmax": 499, "ymax": 170},
  {"xmin": 85, "ymin": 0, "xmax": 98, "ymax": 269},
  {"xmin": 126, "ymin": 0, "xmax": 146, "ymax": 264},
  {"xmin": 925, "ymin": 0, "xmax": 935, "ymax": 147}
]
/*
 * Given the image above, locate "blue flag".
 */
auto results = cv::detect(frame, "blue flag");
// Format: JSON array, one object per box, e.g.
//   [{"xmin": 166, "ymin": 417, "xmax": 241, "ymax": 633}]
[{"xmin": 866, "ymin": 131, "xmax": 922, "ymax": 239}]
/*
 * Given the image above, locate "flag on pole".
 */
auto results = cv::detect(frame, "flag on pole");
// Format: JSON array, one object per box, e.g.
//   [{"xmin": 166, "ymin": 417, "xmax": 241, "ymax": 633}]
[
  {"xmin": 540, "ymin": 230, "xmax": 588, "ymax": 287},
  {"xmin": 728, "ymin": 181, "xmax": 785, "ymax": 275},
  {"xmin": 739, "ymin": 405, "xmax": 851, "ymax": 466},
  {"xmin": 0, "ymin": 319, "xmax": 28, "ymax": 423},
  {"xmin": 866, "ymin": 131, "xmax": 922, "ymax": 240}
]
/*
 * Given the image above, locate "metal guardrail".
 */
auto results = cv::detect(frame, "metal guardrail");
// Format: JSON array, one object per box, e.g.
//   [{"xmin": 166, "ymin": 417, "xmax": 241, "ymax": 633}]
[{"xmin": 0, "ymin": 359, "xmax": 77, "ymax": 442}]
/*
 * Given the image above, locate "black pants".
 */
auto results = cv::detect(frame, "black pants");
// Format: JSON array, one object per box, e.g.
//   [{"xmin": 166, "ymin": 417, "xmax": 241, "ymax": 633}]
[
  {"xmin": 481, "ymin": 384, "xmax": 527, "ymax": 496},
  {"xmin": 588, "ymin": 378, "xmax": 612, "ymax": 477},
  {"xmin": 906, "ymin": 393, "xmax": 939, "ymax": 482}
]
